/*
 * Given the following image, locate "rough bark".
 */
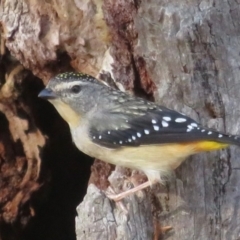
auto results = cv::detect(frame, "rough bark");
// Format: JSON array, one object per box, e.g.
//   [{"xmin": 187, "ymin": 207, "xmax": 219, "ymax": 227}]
[
  {"xmin": 134, "ymin": 1, "xmax": 240, "ymax": 239},
  {"xmin": 1, "ymin": 0, "xmax": 240, "ymax": 240},
  {"xmin": 79, "ymin": 0, "xmax": 240, "ymax": 239}
]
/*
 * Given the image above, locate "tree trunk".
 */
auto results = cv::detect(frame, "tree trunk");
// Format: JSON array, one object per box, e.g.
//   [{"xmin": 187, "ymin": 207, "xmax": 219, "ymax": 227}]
[{"xmin": 1, "ymin": 0, "xmax": 240, "ymax": 239}]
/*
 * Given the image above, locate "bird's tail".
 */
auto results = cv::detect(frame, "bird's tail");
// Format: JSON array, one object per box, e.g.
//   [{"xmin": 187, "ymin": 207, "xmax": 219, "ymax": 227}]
[{"xmin": 189, "ymin": 130, "xmax": 240, "ymax": 152}]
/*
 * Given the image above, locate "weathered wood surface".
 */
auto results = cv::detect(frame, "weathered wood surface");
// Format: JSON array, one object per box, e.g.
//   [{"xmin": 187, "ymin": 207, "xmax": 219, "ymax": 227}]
[
  {"xmin": 78, "ymin": 0, "xmax": 240, "ymax": 239},
  {"xmin": 76, "ymin": 183, "xmax": 153, "ymax": 240},
  {"xmin": 134, "ymin": 1, "xmax": 240, "ymax": 239},
  {"xmin": 1, "ymin": 0, "xmax": 240, "ymax": 239}
]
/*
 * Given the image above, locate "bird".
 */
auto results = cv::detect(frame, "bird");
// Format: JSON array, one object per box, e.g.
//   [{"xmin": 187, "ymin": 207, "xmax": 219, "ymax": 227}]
[{"xmin": 38, "ymin": 72, "xmax": 240, "ymax": 201}]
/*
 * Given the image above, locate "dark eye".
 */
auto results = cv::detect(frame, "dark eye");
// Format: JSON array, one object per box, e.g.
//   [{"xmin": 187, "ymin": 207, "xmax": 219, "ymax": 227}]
[{"xmin": 71, "ymin": 85, "xmax": 81, "ymax": 94}]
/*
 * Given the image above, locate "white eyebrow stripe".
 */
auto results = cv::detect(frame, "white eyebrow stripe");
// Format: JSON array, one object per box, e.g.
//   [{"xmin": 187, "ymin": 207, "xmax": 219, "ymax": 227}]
[{"xmin": 54, "ymin": 81, "xmax": 85, "ymax": 91}]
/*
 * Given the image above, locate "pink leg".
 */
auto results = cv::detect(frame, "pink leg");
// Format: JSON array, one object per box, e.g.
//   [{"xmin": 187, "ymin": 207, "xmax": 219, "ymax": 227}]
[{"xmin": 106, "ymin": 181, "xmax": 151, "ymax": 202}]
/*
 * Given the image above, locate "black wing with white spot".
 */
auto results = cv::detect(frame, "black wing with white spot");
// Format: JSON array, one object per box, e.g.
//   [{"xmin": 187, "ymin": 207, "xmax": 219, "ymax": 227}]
[{"xmin": 89, "ymin": 96, "xmax": 240, "ymax": 149}]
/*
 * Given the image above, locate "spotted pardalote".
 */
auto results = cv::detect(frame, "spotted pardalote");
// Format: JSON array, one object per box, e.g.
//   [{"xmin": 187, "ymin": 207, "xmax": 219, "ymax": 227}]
[{"xmin": 38, "ymin": 72, "xmax": 240, "ymax": 201}]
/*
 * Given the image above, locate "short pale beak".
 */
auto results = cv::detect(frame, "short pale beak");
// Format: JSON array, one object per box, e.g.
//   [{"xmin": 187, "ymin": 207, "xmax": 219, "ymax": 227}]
[{"xmin": 38, "ymin": 88, "xmax": 57, "ymax": 100}]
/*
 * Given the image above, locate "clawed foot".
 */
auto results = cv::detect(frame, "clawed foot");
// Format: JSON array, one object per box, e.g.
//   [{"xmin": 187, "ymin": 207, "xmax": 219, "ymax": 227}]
[
  {"xmin": 105, "ymin": 181, "xmax": 152, "ymax": 214},
  {"xmin": 106, "ymin": 187, "xmax": 128, "ymax": 214},
  {"xmin": 161, "ymin": 226, "xmax": 172, "ymax": 233},
  {"xmin": 106, "ymin": 181, "xmax": 152, "ymax": 202},
  {"xmin": 154, "ymin": 221, "xmax": 173, "ymax": 240}
]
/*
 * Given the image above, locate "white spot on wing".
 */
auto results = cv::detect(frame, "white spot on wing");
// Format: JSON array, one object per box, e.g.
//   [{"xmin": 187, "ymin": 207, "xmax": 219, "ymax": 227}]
[
  {"xmin": 93, "ymin": 136, "xmax": 96, "ymax": 139},
  {"xmin": 163, "ymin": 116, "xmax": 171, "ymax": 121},
  {"xmin": 119, "ymin": 141, "xmax": 123, "ymax": 144},
  {"xmin": 144, "ymin": 129, "xmax": 150, "ymax": 134},
  {"xmin": 128, "ymin": 139, "xmax": 132, "ymax": 142},
  {"xmin": 218, "ymin": 134, "xmax": 223, "ymax": 138},
  {"xmin": 175, "ymin": 118, "xmax": 187, "ymax": 123},
  {"xmin": 201, "ymin": 129, "xmax": 205, "ymax": 132},
  {"xmin": 153, "ymin": 125, "xmax": 159, "ymax": 131},
  {"xmin": 162, "ymin": 121, "xmax": 169, "ymax": 127},
  {"xmin": 208, "ymin": 131, "xmax": 212, "ymax": 135},
  {"xmin": 132, "ymin": 136, "xmax": 136, "ymax": 140},
  {"xmin": 99, "ymin": 135, "xmax": 102, "ymax": 139},
  {"xmin": 191, "ymin": 123, "xmax": 198, "ymax": 127},
  {"xmin": 137, "ymin": 132, "xmax": 141, "ymax": 137},
  {"xmin": 108, "ymin": 131, "xmax": 111, "ymax": 134},
  {"xmin": 152, "ymin": 119, "xmax": 157, "ymax": 124}
]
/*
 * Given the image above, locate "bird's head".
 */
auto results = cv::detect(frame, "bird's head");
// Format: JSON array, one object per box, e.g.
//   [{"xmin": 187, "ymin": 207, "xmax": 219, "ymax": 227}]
[{"xmin": 38, "ymin": 72, "xmax": 107, "ymax": 127}]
